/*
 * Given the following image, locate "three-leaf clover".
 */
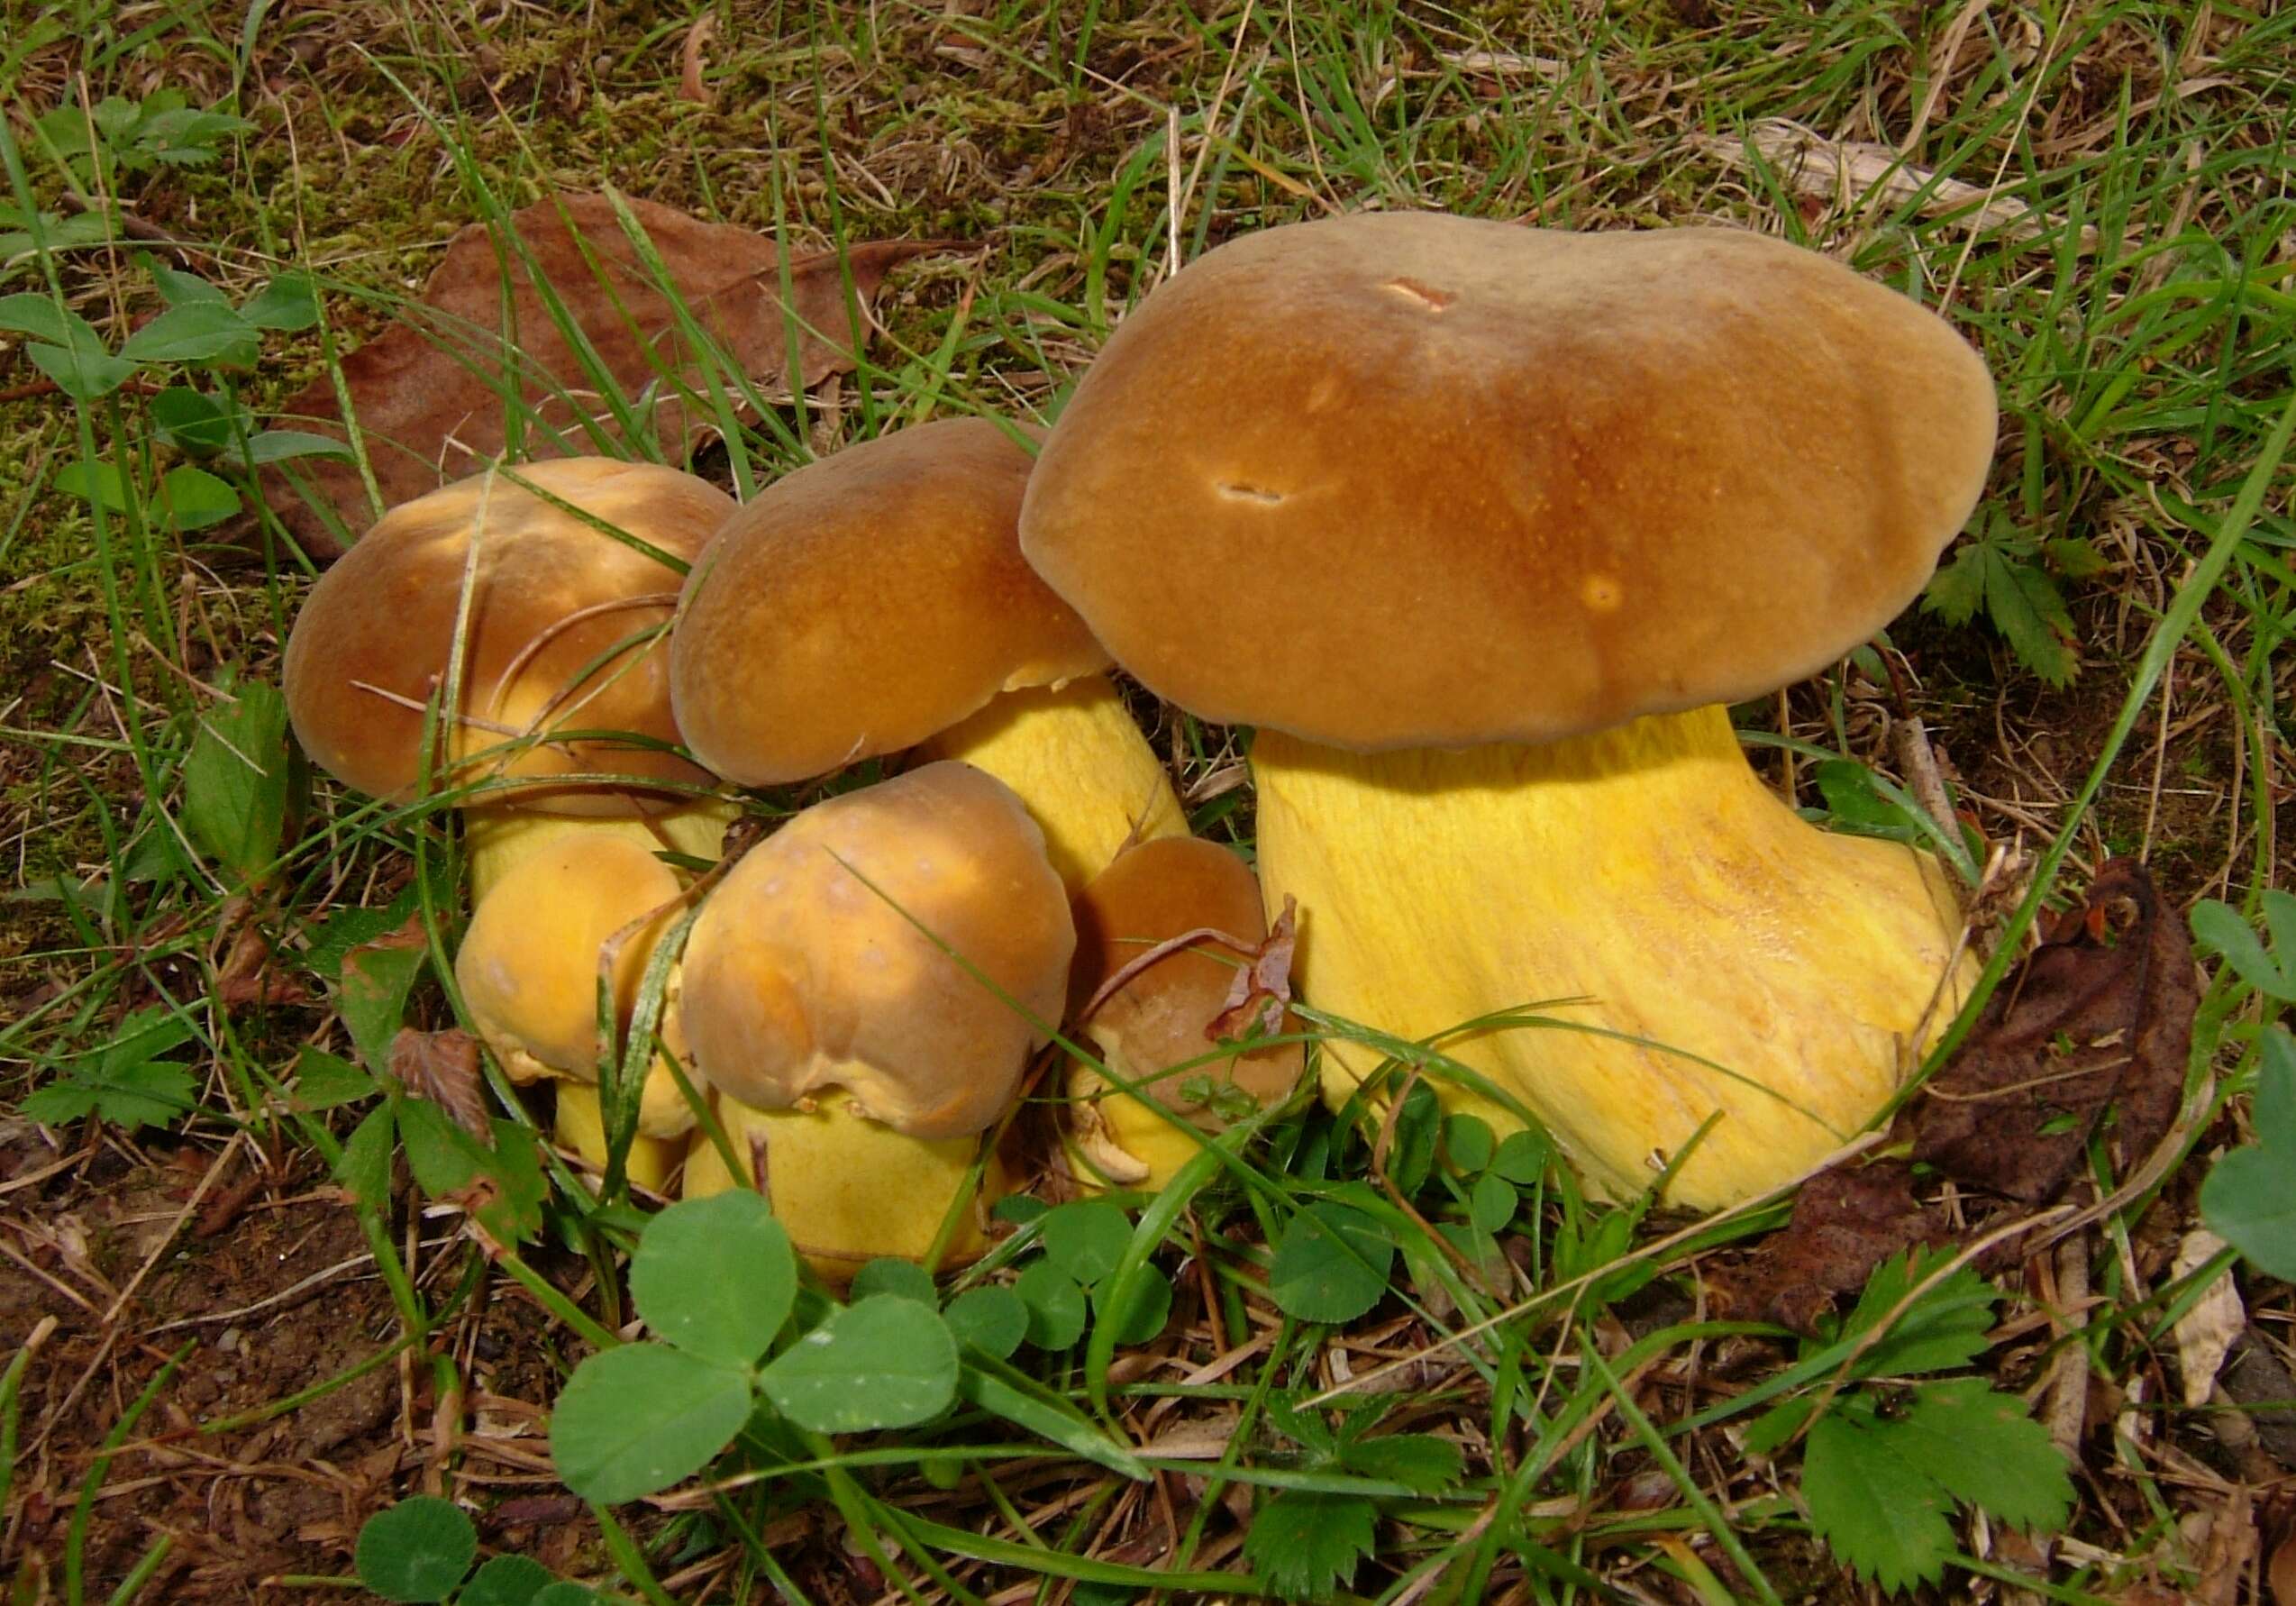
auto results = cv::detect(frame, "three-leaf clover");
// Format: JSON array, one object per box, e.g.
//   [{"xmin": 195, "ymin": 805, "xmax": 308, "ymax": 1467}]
[
  {"xmin": 1012, "ymin": 1200, "xmax": 1173, "ymax": 1351},
  {"xmin": 1269, "ymin": 1200, "xmax": 1396, "ymax": 1325},
  {"xmin": 351, "ymin": 1495, "xmax": 591, "ymax": 1603},
  {"xmin": 550, "ymin": 1191, "xmax": 965, "ymax": 1505}
]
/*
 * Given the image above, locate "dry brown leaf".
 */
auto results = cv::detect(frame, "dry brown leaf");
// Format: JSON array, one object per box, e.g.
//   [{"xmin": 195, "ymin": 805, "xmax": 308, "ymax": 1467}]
[
  {"xmin": 1718, "ymin": 1157, "xmax": 1948, "ymax": 1334},
  {"xmin": 2171, "ymin": 1227, "xmax": 2245, "ymax": 1408},
  {"xmin": 1695, "ymin": 118, "xmax": 2102, "ymax": 252},
  {"xmin": 260, "ymin": 193, "xmax": 959, "ymax": 561},
  {"xmin": 2270, "ymin": 1531, "xmax": 2296, "ymax": 1606},
  {"xmin": 2195, "ymin": 1484, "xmax": 2257, "ymax": 1606},
  {"xmin": 214, "ymin": 919, "xmax": 311, "ymax": 1010},
  {"xmin": 1913, "ymin": 858, "xmax": 2194, "ymax": 1202},
  {"xmin": 389, "ymin": 1026, "xmax": 487, "ymax": 1141},
  {"xmin": 1712, "ymin": 859, "xmax": 2198, "ymax": 1329},
  {"xmin": 1207, "ymin": 896, "xmax": 1298, "ymax": 1041},
  {"xmin": 1139, "ymin": 1416, "xmax": 1241, "ymax": 1459}
]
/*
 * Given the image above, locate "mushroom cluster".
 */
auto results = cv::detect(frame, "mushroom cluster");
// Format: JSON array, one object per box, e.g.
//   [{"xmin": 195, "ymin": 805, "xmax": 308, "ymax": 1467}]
[{"xmin": 281, "ymin": 208, "xmax": 1997, "ymax": 1274}]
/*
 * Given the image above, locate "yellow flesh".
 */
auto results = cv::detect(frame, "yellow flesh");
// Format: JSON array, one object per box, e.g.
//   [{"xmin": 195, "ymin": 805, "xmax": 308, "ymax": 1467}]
[
  {"xmin": 918, "ymin": 673, "xmax": 1187, "ymax": 892},
  {"xmin": 464, "ymin": 797, "xmax": 740, "ymax": 903},
  {"xmin": 1064, "ymin": 1053, "xmax": 1203, "ymax": 1193},
  {"xmin": 1064, "ymin": 1021, "xmax": 1298, "ymax": 1195},
  {"xmin": 680, "ymin": 1081, "xmax": 1001, "ymax": 1283},
  {"xmin": 553, "ymin": 1082, "xmax": 682, "ymax": 1193},
  {"xmin": 1252, "ymin": 705, "xmax": 1973, "ymax": 1209}
]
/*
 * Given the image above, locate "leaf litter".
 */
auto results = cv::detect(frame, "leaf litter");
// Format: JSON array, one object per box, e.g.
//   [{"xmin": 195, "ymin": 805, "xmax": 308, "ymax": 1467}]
[{"xmin": 257, "ymin": 193, "xmax": 958, "ymax": 560}]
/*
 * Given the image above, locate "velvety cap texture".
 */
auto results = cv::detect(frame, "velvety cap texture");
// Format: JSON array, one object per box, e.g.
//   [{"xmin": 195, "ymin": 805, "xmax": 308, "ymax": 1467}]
[
  {"xmin": 670, "ymin": 418, "xmax": 1108, "ymax": 786},
  {"xmin": 284, "ymin": 458, "xmax": 733, "ymax": 811},
  {"xmin": 678, "ymin": 762, "xmax": 1075, "ymax": 1138},
  {"xmin": 1019, "ymin": 214, "xmax": 2000, "ymax": 750}
]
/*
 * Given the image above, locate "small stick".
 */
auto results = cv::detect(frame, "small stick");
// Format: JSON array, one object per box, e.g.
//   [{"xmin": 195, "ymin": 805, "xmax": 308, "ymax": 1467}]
[
  {"xmin": 1895, "ymin": 713, "xmax": 1962, "ymax": 842},
  {"xmin": 2043, "ymin": 1234, "xmax": 2091, "ymax": 1461},
  {"xmin": 57, "ymin": 190, "xmax": 212, "ymax": 269},
  {"xmin": 1073, "ymin": 925, "xmax": 1261, "ymax": 1026}
]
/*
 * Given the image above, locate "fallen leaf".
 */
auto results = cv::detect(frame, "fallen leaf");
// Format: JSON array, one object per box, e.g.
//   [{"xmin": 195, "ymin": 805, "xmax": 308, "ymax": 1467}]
[
  {"xmin": 214, "ymin": 919, "xmax": 311, "ymax": 1010},
  {"xmin": 1914, "ymin": 859, "xmax": 2194, "ymax": 1202},
  {"xmin": 2270, "ymin": 1531, "xmax": 2296, "ymax": 1606},
  {"xmin": 1722, "ymin": 1159, "xmax": 1949, "ymax": 1334},
  {"xmin": 1693, "ymin": 119, "xmax": 2107, "ymax": 252},
  {"xmin": 389, "ymin": 1026, "xmax": 487, "ymax": 1140},
  {"xmin": 2195, "ymin": 1484, "xmax": 2256, "ymax": 1606},
  {"xmin": 2170, "ymin": 1227, "xmax": 2245, "ymax": 1408},
  {"xmin": 260, "ymin": 193, "xmax": 959, "ymax": 560},
  {"xmin": 1713, "ymin": 860, "xmax": 2198, "ymax": 1329},
  {"xmin": 193, "ymin": 1154, "xmax": 266, "ymax": 1238},
  {"xmin": 1207, "ymin": 896, "xmax": 1298, "ymax": 1041}
]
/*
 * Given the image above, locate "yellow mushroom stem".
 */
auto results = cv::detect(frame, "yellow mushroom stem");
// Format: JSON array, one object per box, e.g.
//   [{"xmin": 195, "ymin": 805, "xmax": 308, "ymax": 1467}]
[
  {"xmin": 1250, "ymin": 702, "xmax": 1974, "ymax": 1209},
  {"xmin": 916, "ymin": 673, "xmax": 1188, "ymax": 892},
  {"xmin": 465, "ymin": 796, "xmax": 740, "ymax": 902},
  {"xmin": 553, "ymin": 1082, "xmax": 683, "ymax": 1194},
  {"xmin": 680, "ymin": 1085, "xmax": 1003, "ymax": 1283},
  {"xmin": 1065, "ymin": 1055, "xmax": 1207, "ymax": 1191},
  {"xmin": 487, "ymin": 1024, "xmax": 700, "ymax": 1195}
]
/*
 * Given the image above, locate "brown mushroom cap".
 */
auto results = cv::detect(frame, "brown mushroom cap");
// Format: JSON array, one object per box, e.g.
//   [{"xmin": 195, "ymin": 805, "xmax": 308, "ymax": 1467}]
[
  {"xmin": 284, "ymin": 458, "xmax": 734, "ymax": 814},
  {"xmin": 1019, "ymin": 215, "xmax": 1999, "ymax": 751},
  {"xmin": 678, "ymin": 761, "xmax": 1075, "ymax": 1139},
  {"xmin": 668, "ymin": 418, "xmax": 1108, "ymax": 787},
  {"xmin": 1070, "ymin": 837, "xmax": 1302, "ymax": 1122},
  {"xmin": 455, "ymin": 834, "xmax": 695, "ymax": 1136}
]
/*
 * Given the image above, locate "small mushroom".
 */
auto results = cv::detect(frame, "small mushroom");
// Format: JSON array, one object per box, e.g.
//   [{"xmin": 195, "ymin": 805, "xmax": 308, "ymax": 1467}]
[
  {"xmin": 678, "ymin": 762, "xmax": 1075, "ymax": 1279},
  {"xmin": 1020, "ymin": 215, "xmax": 1999, "ymax": 1209},
  {"xmin": 1064, "ymin": 837, "xmax": 1303, "ymax": 1191},
  {"xmin": 667, "ymin": 417, "xmax": 1185, "ymax": 890},
  {"xmin": 281, "ymin": 457, "xmax": 740, "ymax": 896},
  {"xmin": 454, "ymin": 835, "xmax": 700, "ymax": 1192}
]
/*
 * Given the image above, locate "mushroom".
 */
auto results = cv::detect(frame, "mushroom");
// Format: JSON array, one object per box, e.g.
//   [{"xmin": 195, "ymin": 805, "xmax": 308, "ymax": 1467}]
[
  {"xmin": 281, "ymin": 457, "xmax": 741, "ymax": 898},
  {"xmin": 455, "ymin": 835, "xmax": 700, "ymax": 1192},
  {"xmin": 668, "ymin": 417, "xmax": 1185, "ymax": 891},
  {"xmin": 1016, "ymin": 215, "xmax": 1998, "ymax": 1209},
  {"xmin": 1064, "ymin": 836, "xmax": 1304, "ymax": 1191},
  {"xmin": 677, "ymin": 762, "xmax": 1075, "ymax": 1279}
]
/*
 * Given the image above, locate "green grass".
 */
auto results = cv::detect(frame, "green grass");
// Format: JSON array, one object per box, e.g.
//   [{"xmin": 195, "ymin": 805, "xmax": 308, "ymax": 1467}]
[{"xmin": 3, "ymin": 2, "xmax": 2291, "ymax": 1601}]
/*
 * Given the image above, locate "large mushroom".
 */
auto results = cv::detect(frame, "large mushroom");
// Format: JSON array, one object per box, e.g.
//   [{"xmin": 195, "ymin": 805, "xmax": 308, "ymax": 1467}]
[
  {"xmin": 1017, "ymin": 214, "xmax": 1998, "ymax": 1209},
  {"xmin": 1064, "ymin": 836, "xmax": 1303, "ymax": 1191},
  {"xmin": 678, "ymin": 762, "xmax": 1075, "ymax": 1279},
  {"xmin": 668, "ymin": 417, "xmax": 1185, "ymax": 891},
  {"xmin": 282, "ymin": 457, "xmax": 740, "ymax": 897}
]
